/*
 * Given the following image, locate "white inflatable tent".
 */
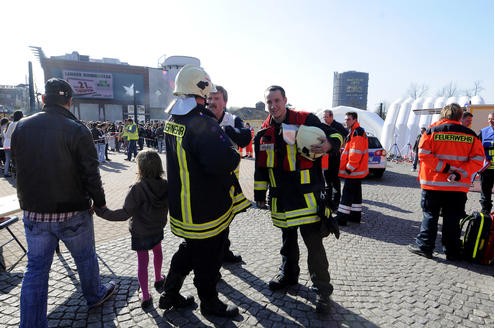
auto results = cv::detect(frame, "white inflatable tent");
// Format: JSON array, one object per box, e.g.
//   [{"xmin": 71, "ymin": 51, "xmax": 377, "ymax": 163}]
[
  {"xmin": 380, "ymin": 96, "xmax": 487, "ymax": 158},
  {"xmin": 315, "ymin": 106, "xmax": 384, "ymax": 138},
  {"xmin": 380, "ymin": 98, "xmax": 403, "ymax": 153}
]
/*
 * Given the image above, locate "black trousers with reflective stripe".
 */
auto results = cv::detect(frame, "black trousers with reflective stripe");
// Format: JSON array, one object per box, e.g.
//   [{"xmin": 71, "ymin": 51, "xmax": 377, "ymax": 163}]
[
  {"xmin": 338, "ymin": 178, "xmax": 362, "ymax": 220},
  {"xmin": 164, "ymin": 229, "xmax": 227, "ymax": 303},
  {"xmin": 280, "ymin": 222, "xmax": 332, "ymax": 296}
]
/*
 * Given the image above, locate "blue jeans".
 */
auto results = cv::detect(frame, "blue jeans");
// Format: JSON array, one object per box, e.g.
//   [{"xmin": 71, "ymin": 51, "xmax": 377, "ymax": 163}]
[
  {"xmin": 127, "ymin": 140, "xmax": 137, "ymax": 160},
  {"xmin": 95, "ymin": 143, "xmax": 105, "ymax": 163},
  {"xmin": 20, "ymin": 211, "xmax": 107, "ymax": 328},
  {"xmin": 4, "ymin": 149, "xmax": 11, "ymax": 175},
  {"xmin": 157, "ymin": 138, "xmax": 164, "ymax": 153}
]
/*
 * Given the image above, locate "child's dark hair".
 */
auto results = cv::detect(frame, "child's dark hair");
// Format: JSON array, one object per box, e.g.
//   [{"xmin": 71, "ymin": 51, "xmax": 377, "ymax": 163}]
[{"xmin": 136, "ymin": 150, "xmax": 164, "ymax": 179}]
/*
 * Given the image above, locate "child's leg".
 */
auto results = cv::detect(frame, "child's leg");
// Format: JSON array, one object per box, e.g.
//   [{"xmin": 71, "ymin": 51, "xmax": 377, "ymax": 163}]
[
  {"xmin": 152, "ymin": 242, "xmax": 164, "ymax": 282},
  {"xmin": 136, "ymin": 250, "xmax": 150, "ymax": 300}
]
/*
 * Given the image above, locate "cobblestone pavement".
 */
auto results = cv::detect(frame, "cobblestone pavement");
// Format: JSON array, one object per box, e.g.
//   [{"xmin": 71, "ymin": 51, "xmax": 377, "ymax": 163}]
[{"xmin": 0, "ymin": 150, "xmax": 493, "ymax": 327}]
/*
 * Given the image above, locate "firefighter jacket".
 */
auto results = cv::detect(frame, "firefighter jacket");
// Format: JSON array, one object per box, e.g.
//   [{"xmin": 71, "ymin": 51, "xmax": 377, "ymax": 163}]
[
  {"xmin": 479, "ymin": 125, "xmax": 494, "ymax": 170},
  {"xmin": 418, "ymin": 119, "xmax": 485, "ymax": 193},
  {"xmin": 338, "ymin": 122, "xmax": 369, "ymax": 179},
  {"xmin": 254, "ymin": 109, "xmax": 343, "ymax": 229},
  {"xmin": 164, "ymin": 103, "xmax": 241, "ymax": 239},
  {"xmin": 217, "ymin": 110, "xmax": 251, "ymax": 215}
]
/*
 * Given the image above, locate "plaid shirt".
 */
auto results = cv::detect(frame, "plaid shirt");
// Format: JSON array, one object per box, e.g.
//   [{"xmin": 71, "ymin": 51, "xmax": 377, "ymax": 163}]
[{"xmin": 23, "ymin": 210, "xmax": 81, "ymax": 223}]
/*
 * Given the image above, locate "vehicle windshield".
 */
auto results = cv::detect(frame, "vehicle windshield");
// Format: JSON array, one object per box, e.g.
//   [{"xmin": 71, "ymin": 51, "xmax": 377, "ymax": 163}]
[{"xmin": 368, "ymin": 137, "xmax": 382, "ymax": 149}]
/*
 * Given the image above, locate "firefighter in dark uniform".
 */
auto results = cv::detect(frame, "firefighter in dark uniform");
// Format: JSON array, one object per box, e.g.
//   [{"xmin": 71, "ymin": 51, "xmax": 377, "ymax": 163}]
[
  {"xmin": 158, "ymin": 65, "xmax": 240, "ymax": 317},
  {"xmin": 254, "ymin": 85, "xmax": 342, "ymax": 314},
  {"xmin": 322, "ymin": 109, "xmax": 348, "ymax": 210}
]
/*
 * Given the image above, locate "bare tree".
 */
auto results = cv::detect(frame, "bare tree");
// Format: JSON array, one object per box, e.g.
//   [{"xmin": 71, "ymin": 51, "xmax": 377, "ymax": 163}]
[
  {"xmin": 407, "ymin": 83, "xmax": 429, "ymax": 99},
  {"xmin": 473, "ymin": 80, "xmax": 484, "ymax": 96},
  {"xmin": 436, "ymin": 81, "xmax": 458, "ymax": 97}
]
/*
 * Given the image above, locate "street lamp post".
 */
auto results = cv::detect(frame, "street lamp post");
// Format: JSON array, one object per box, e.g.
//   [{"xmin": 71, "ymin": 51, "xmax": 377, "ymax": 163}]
[{"xmin": 133, "ymin": 87, "xmax": 138, "ymax": 123}]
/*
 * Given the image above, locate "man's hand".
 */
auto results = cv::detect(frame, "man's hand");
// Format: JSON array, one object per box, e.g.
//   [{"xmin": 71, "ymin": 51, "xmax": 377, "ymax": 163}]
[{"xmin": 310, "ymin": 136, "xmax": 331, "ymax": 154}]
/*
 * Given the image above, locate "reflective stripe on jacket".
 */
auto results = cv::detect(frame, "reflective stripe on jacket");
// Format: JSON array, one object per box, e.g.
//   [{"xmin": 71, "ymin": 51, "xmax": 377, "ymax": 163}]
[
  {"xmin": 419, "ymin": 119, "xmax": 485, "ymax": 192},
  {"xmin": 338, "ymin": 122, "xmax": 369, "ymax": 179},
  {"xmin": 254, "ymin": 109, "xmax": 342, "ymax": 228},
  {"xmin": 165, "ymin": 105, "xmax": 240, "ymax": 239}
]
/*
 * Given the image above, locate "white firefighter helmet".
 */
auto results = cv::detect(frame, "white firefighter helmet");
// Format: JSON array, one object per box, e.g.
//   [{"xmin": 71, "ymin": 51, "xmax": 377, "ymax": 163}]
[
  {"xmin": 173, "ymin": 64, "xmax": 216, "ymax": 98},
  {"xmin": 296, "ymin": 125, "xmax": 326, "ymax": 161}
]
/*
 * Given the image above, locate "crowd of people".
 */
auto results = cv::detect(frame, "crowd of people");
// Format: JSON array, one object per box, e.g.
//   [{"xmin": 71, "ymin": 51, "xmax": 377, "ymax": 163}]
[
  {"xmin": 84, "ymin": 119, "xmax": 167, "ymax": 164},
  {"xmin": 9, "ymin": 68, "xmax": 493, "ymax": 326}
]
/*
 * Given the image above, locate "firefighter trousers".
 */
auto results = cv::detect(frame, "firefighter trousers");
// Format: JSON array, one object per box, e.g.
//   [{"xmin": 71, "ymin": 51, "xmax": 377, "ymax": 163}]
[
  {"xmin": 337, "ymin": 178, "xmax": 363, "ymax": 222},
  {"xmin": 163, "ymin": 229, "xmax": 227, "ymax": 303},
  {"xmin": 415, "ymin": 189, "xmax": 466, "ymax": 256},
  {"xmin": 279, "ymin": 222, "xmax": 333, "ymax": 296}
]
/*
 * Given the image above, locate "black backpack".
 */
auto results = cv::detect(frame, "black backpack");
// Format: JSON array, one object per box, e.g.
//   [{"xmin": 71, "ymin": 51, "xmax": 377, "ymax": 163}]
[{"xmin": 460, "ymin": 211, "xmax": 494, "ymax": 264}]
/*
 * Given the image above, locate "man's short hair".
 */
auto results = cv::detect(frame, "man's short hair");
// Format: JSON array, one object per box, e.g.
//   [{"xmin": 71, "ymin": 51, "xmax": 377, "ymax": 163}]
[
  {"xmin": 324, "ymin": 110, "xmax": 333, "ymax": 116},
  {"xmin": 345, "ymin": 111, "xmax": 358, "ymax": 120},
  {"xmin": 213, "ymin": 85, "xmax": 228, "ymax": 102},
  {"xmin": 44, "ymin": 78, "xmax": 73, "ymax": 106},
  {"xmin": 462, "ymin": 111, "xmax": 473, "ymax": 119},
  {"xmin": 265, "ymin": 85, "xmax": 286, "ymax": 98},
  {"xmin": 440, "ymin": 103, "xmax": 463, "ymax": 121}
]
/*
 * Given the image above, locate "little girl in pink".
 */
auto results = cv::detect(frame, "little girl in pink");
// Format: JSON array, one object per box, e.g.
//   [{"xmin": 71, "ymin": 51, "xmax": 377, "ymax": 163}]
[{"xmin": 96, "ymin": 150, "xmax": 168, "ymax": 309}]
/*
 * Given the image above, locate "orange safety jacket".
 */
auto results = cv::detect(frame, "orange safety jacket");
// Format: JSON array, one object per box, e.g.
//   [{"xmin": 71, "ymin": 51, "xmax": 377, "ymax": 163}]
[
  {"xmin": 418, "ymin": 119, "xmax": 485, "ymax": 193},
  {"xmin": 338, "ymin": 122, "xmax": 368, "ymax": 179}
]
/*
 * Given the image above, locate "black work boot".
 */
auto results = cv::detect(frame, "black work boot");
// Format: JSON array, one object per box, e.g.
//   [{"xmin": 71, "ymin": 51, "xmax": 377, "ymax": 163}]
[
  {"xmin": 158, "ymin": 273, "xmax": 195, "ymax": 310},
  {"xmin": 349, "ymin": 211, "xmax": 361, "ymax": 223},
  {"xmin": 315, "ymin": 294, "xmax": 331, "ymax": 314},
  {"xmin": 335, "ymin": 213, "xmax": 348, "ymax": 226},
  {"xmin": 222, "ymin": 251, "xmax": 243, "ymax": 264},
  {"xmin": 200, "ymin": 298, "xmax": 239, "ymax": 317},
  {"xmin": 268, "ymin": 273, "xmax": 298, "ymax": 291},
  {"xmin": 158, "ymin": 293, "xmax": 195, "ymax": 310}
]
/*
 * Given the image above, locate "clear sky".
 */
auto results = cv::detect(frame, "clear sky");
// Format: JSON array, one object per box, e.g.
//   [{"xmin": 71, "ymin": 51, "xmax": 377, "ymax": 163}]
[{"xmin": 2, "ymin": 0, "xmax": 493, "ymax": 111}]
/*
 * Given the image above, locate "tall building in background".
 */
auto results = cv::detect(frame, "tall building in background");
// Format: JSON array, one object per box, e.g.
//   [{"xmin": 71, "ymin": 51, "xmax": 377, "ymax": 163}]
[{"xmin": 332, "ymin": 71, "xmax": 369, "ymax": 110}]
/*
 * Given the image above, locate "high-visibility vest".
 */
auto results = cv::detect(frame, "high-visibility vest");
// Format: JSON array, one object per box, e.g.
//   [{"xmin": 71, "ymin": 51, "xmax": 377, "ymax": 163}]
[{"xmin": 126, "ymin": 123, "xmax": 139, "ymax": 141}]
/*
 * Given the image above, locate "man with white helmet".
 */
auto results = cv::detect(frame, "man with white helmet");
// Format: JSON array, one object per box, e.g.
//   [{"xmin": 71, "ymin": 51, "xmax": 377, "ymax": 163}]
[{"xmin": 158, "ymin": 65, "xmax": 240, "ymax": 317}]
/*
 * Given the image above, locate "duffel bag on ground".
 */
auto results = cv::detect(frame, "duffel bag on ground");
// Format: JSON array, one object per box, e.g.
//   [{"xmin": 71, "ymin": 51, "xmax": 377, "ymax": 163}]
[{"xmin": 460, "ymin": 211, "xmax": 494, "ymax": 265}]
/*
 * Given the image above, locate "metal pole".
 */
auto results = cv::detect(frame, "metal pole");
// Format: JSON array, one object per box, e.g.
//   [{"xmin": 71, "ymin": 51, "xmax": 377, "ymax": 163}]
[
  {"xmin": 28, "ymin": 62, "xmax": 35, "ymax": 114},
  {"xmin": 133, "ymin": 87, "xmax": 138, "ymax": 123}
]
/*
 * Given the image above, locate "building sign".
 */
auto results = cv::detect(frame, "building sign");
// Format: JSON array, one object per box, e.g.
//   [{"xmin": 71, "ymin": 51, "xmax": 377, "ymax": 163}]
[{"xmin": 63, "ymin": 70, "xmax": 113, "ymax": 99}]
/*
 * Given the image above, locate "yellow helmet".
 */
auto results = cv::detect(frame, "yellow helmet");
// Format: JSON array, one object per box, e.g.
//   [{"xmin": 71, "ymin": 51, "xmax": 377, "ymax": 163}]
[{"xmin": 173, "ymin": 64, "xmax": 216, "ymax": 98}]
